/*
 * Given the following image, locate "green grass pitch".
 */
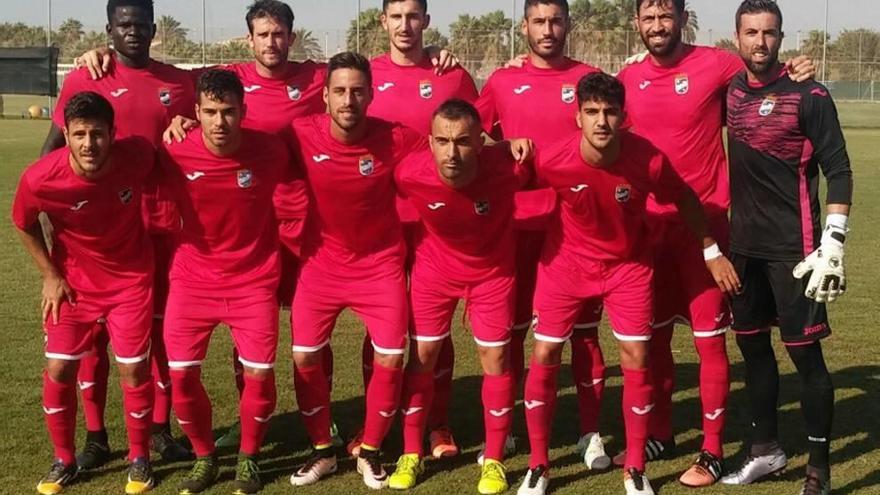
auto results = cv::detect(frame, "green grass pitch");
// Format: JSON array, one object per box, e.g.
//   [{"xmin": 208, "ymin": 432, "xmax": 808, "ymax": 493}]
[{"xmin": 0, "ymin": 115, "xmax": 878, "ymax": 494}]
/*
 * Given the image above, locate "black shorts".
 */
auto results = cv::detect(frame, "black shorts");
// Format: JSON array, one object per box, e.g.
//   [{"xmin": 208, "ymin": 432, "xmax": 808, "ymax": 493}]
[{"xmin": 730, "ymin": 253, "xmax": 831, "ymax": 344}]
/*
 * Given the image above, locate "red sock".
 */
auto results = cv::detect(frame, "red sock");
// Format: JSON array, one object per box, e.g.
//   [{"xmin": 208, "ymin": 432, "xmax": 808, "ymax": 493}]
[
  {"xmin": 293, "ymin": 364, "xmax": 332, "ymax": 447},
  {"xmin": 482, "ymin": 372, "xmax": 514, "ymax": 462},
  {"xmin": 121, "ymin": 382, "xmax": 153, "ymax": 460},
  {"xmin": 400, "ymin": 371, "xmax": 434, "ymax": 456},
  {"xmin": 510, "ymin": 327, "xmax": 529, "ymax": 392},
  {"xmin": 78, "ymin": 324, "xmax": 109, "ymax": 432},
  {"xmin": 169, "ymin": 367, "xmax": 214, "ymax": 457},
  {"xmin": 648, "ymin": 324, "xmax": 675, "ymax": 441},
  {"xmin": 322, "ymin": 345, "xmax": 335, "ymax": 392},
  {"xmin": 427, "ymin": 337, "xmax": 454, "ymax": 429},
  {"xmin": 524, "ymin": 361, "xmax": 560, "ymax": 469},
  {"xmin": 361, "ymin": 335, "xmax": 374, "ymax": 390},
  {"xmin": 232, "ymin": 347, "xmax": 245, "ymax": 399},
  {"xmin": 570, "ymin": 329, "xmax": 606, "ymax": 435},
  {"xmin": 150, "ymin": 320, "xmax": 172, "ymax": 426},
  {"xmin": 695, "ymin": 335, "xmax": 729, "ymax": 457},
  {"xmin": 43, "ymin": 372, "xmax": 77, "ymax": 465},
  {"xmin": 622, "ymin": 367, "xmax": 653, "ymax": 471},
  {"xmin": 240, "ymin": 372, "xmax": 277, "ymax": 456},
  {"xmin": 362, "ymin": 362, "xmax": 403, "ymax": 449}
]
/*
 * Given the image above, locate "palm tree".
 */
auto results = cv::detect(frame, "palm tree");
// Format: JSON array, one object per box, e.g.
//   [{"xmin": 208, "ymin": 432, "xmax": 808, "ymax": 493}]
[
  {"xmin": 57, "ymin": 18, "xmax": 84, "ymax": 45},
  {"xmin": 683, "ymin": 2, "xmax": 699, "ymax": 44},
  {"xmin": 292, "ymin": 28, "xmax": 323, "ymax": 61},
  {"xmin": 346, "ymin": 8, "xmax": 388, "ymax": 57}
]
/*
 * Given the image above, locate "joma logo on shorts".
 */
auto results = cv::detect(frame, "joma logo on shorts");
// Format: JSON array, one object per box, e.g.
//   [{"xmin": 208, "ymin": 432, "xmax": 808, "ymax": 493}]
[{"xmin": 804, "ymin": 323, "xmax": 828, "ymax": 335}]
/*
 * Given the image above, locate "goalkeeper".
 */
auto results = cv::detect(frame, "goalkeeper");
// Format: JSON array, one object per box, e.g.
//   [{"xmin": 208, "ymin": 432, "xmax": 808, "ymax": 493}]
[{"xmin": 720, "ymin": 3, "xmax": 854, "ymax": 493}]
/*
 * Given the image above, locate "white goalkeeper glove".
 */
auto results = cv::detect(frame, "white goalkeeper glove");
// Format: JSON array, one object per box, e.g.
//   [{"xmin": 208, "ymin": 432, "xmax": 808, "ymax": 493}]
[{"xmin": 792, "ymin": 214, "xmax": 848, "ymax": 303}]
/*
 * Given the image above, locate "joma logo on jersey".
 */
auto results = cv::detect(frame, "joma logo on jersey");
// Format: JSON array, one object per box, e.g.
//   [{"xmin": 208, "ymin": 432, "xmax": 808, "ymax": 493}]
[
  {"xmin": 474, "ymin": 200, "xmax": 490, "ymax": 216},
  {"xmin": 359, "ymin": 155, "xmax": 375, "ymax": 176},
  {"xmin": 615, "ymin": 184, "xmax": 632, "ymax": 203},
  {"xmin": 237, "ymin": 169, "xmax": 253, "ymax": 188},
  {"xmin": 118, "ymin": 187, "xmax": 134, "ymax": 204},
  {"xmin": 158, "ymin": 88, "xmax": 172, "ymax": 106},
  {"xmin": 287, "ymin": 85, "xmax": 302, "ymax": 101},
  {"xmin": 419, "ymin": 80, "xmax": 433, "ymax": 99},
  {"xmin": 674, "ymin": 74, "xmax": 689, "ymax": 95},
  {"xmin": 561, "ymin": 84, "xmax": 576, "ymax": 104},
  {"xmin": 759, "ymin": 95, "xmax": 778, "ymax": 116}
]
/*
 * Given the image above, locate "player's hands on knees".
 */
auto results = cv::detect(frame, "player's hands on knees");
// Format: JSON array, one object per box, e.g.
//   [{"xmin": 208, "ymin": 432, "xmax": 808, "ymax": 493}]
[
  {"xmin": 793, "ymin": 244, "xmax": 846, "ymax": 303},
  {"xmin": 785, "ymin": 55, "xmax": 817, "ymax": 83},
  {"xmin": 507, "ymin": 138, "xmax": 534, "ymax": 164},
  {"xmin": 74, "ymin": 47, "xmax": 115, "ymax": 80},
  {"xmin": 504, "ymin": 54, "xmax": 528, "ymax": 69},
  {"xmin": 427, "ymin": 46, "xmax": 459, "ymax": 75},
  {"xmin": 163, "ymin": 115, "xmax": 199, "ymax": 144},
  {"xmin": 706, "ymin": 255, "xmax": 741, "ymax": 296},
  {"xmin": 41, "ymin": 275, "xmax": 75, "ymax": 325}
]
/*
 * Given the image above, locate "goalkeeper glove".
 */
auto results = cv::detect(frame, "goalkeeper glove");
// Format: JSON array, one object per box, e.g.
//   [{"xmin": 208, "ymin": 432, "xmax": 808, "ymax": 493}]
[{"xmin": 792, "ymin": 214, "xmax": 848, "ymax": 303}]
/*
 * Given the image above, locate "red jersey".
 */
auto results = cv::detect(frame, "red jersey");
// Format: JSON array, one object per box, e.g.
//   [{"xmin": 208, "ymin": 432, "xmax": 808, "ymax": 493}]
[
  {"xmin": 395, "ymin": 145, "xmax": 526, "ymax": 281},
  {"xmin": 536, "ymin": 131, "xmax": 687, "ymax": 262},
  {"xmin": 12, "ymin": 137, "xmax": 155, "ymax": 295},
  {"xmin": 617, "ymin": 46, "xmax": 744, "ymax": 218},
  {"xmin": 54, "ymin": 56, "xmax": 195, "ymax": 146},
  {"xmin": 368, "ymin": 54, "xmax": 479, "ymax": 135},
  {"xmin": 475, "ymin": 57, "xmax": 600, "ymax": 149},
  {"xmin": 160, "ymin": 128, "xmax": 289, "ymax": 296},
  {"xmin": 289, "ymin": 114, "xmax": 425, "ymax": 266}
]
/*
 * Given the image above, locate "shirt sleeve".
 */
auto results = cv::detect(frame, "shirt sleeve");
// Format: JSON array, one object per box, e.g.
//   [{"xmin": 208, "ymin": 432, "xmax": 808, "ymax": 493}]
[
  {"xmin": 513, "ymin": 188, "xmax": 557, "ymax": 231},
  {"xmin": 458, "ymin": 69, "xmax": 480, "ymax": 104},
  {"xmin": 799, "ymin": 85, "xmax": 854, "ymax": 205},
  {"xmin": 717, "ymin": 49, "xmax": 746, "ymax": 87},
  {"xmin": 52, "ymin": 70, "xmax": 87, "ymax": 128},
  {"xmin": 650, "ymin": 151, "xmax": 688, "ymax": 205},
  {"xmin": 394, "ymin": 125, "xmax": 429, "ymax": 162},
  {"xmin": 474, "ymin": 76, "xmax": 499, "ymax": 136},
  {"xmin": 11, "ymin": 173, "xmax": 41, "ymax": 230}
]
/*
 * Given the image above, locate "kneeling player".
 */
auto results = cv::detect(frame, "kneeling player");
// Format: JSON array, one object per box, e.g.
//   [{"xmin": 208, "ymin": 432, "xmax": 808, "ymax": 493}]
[
  {"xmin": 160, "ymin": 70, "xmax": 291, "ymax": 495},
  {"xmin": 517, "ymin": 73, "xmax": 739, "ymax": 495},
  {"xmin": 14, "ymin": 92, "xmax": 158, "ymax": 495}
]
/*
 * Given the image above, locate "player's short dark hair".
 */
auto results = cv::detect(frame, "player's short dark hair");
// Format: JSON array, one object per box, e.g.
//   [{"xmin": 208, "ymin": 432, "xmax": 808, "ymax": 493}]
[
  {"xmin": 634, "ymin": 0, "xmax": 685, "ymax": 15},
  {"xmin": 524, "ymin": 0, "xmax": 569, "ymax": 18},
  {"xmin": 383, "ymin": 0, "xmax": 428, "ymax": 13},
  {"xmin": 325, "ymin": 51, "xmax": 372, "ymax": 88},
  {"xmin": 246, "ymin": 0, "xmax": 295, "ymax": 34},
  {"xmin": 735, "ymin": 0, "xmax": 783, "ymax": 31},
  {"xmin": 577, "ymin": 72, "xmax": 625, "ymax": 109},
  {"xmin": 64, "ymin": 91, "xmax": 115, "ymax": 129},
  {"xmin": 196, "ymin": 69, "xmax": 245, "ymax": 105},
  {"xmin": 432, "ymin": 99, "xmax": 482, "ymax": 128},
  {"xmin": 106, "ymin": 0, "xmax": 154, "ymax": 23}
]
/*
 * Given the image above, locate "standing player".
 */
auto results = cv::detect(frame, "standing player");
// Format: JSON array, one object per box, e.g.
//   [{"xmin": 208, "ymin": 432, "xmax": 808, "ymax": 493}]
[
  {"xmin": 474, "ymin": 0, "xmax": 609, "ymax": 466},
  {"xmin": 518, "ymin": 73, "xmax": 740, "ymax": 495},
  {"xmin": 15, "ymin": 92, "xmax": 158, "ymax": 495},
  {"xmin": 615, "ymin": 0, "xmax": 814, "ymax": 485},
  {"xmin": 43, "ymin": 0, "xmax": 195, "ymax": 470},
  {"xmin": 160, "ymin": 70, "xmax": 291, "ymax": 495},
  {"xmin": 721, "ymin": 2, "xmax": 853, "ymax": 494}
]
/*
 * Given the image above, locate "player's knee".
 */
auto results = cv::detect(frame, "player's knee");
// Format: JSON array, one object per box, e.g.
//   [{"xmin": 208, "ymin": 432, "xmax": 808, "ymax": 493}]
[
  {"xmin": 786, "ymin": 342, "xmax": 833, "ymax": 391},
  {"xmin": 477, "ymin": 345, "xmax": 507, "ymax": 376},
  {"xmin": 242, "ymin": 365, "xmax": 274, "ymax": 380},
  {"xmin": 45, "ymin": 358, "xmax": 78, "ymax": 383},
  {"xmin": 293, "ymin": 350, "xmax": 321, "ymax": 368},
  {"xmin": 618, "ymin": 341, "xmax": 649, "ymax": 369},
  {"xmin": 117, "ymin": 361, "xmax": 150, "ymax": 387},
  {"xmin": 407, "ymin": 340, "xmax": 442, "ymax": 372},
  {"xmin": 374, "ymin": 351, "xmax": 404, "ymax": 369},
  {"xmin": 532, "ymin": 340, "xmax": 564, "ymax": 365},
  {"xmin": 735, "ymin": 330, "xmax": 773, "ymax": 358}
]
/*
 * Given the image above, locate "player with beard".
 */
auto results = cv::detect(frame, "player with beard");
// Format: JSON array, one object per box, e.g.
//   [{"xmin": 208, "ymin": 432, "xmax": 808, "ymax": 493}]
[
  {"xmin": 474, "ymin": 0, "xmax": 610, "ymax": 469},
  {"xmin": 614, "ymin": 0, "xmax": 814, "ymax": 486},
  {"xmin": 721, "ymin": 2, "xmax": 852, "ymax": 494},
  {"xmin": 42, "ymin": 0, "xmax": 195, "ymax": 472}
]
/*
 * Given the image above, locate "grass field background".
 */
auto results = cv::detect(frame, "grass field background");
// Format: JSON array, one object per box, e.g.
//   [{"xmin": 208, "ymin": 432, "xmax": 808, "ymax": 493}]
[{"xmin": 0, "ymin": 110, "xmax": 878, "ymax": 494}]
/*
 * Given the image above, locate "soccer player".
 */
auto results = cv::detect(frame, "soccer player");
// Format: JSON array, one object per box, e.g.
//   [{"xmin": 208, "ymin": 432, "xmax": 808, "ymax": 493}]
[
  {"xmin": 41, "ymin": 0, "xmax": 194, "ymax": 470},
  {"xmin": 160, "ymin": 70, "xmax": 291, "ymax": 495},
  {"xmin": 720, "ymin": 2, "xmax": 853, "ymax": 494},
  {"xmin": 474, "ymin": 0, "xmax": 609, "ymax": 467},
  {"xmin": 14, "ymin": 92, "xmax": 158, "ymax": 495},
  {"xmin": 517, "ymin": 73, "xmax": 740, "ymax": 495}
]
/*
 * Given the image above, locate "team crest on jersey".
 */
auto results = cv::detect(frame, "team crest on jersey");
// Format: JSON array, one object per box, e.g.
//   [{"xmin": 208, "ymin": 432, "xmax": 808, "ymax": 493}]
[
  {"xmin": 237, "ymin": 169, "xmax": 253, "ymax": 188},
  {"xmin": 158, "ymin": 88, "xmax": 171, "ymax": 106},
  {"xmin": 615, "ymin": 184, "xmax": 632, "ymax": 203},
  {"xmin": 287, "ymin": 85, "xmax": 302, "ymax": 101},
  {"xmin": 759, "ymin": 94, "xmax": 778, "ymax": 116},
  {"xmin": 474, "ymin": 200, "xmax": 490, "ymax": 216},
  {"xmin": 674, "ymin": 74, "xmax": 689, "ymax": 95},
  {"xmin": 118, "ymin": 187, "xmax": 134, "ymax": 204},
  {"xmin": 359, "ymin": 155, "xmax": 375, "ymax": 176},
  {"xmin": 561, "ymin": 84, "xmax": 576, "ymax": 104},
  {"xmin": 419, "ymin": 80, "xmax": 433, "ymax": 99}
]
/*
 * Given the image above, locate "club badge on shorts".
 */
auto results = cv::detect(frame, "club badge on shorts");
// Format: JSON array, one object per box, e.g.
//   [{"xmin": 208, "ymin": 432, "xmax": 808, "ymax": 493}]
[
  {"xmin": 158, "ymin": 88, "xmax": 171, "ymax": 106},
  {"xmin": 474, "ymin": 200, "xmax": 490, "ymax": 216},
  {"xmin": 419, "ymin": 80, "xmax": 433, "ymax": 99},
  {"xmin": 561, "ymin": 84, "xmax": 576, "ymax": 104},
  {"xmin": 759, "ymin": 94, "xmax": 777, "ymax": 116},
  {"xmin": 287, "ymin": 85, "xmax": 302, "ymax": 101},
  {"xmin": 359, "ymin": 155, "xmax": 375, "ymax": 176},
  {"xmin": 615, "ymin": 184, "xmax": 632, "ymax": 203},
  {"xmin": 237, "ymin": 169, "xmax": 253, "ymax": 188},
  {"xmin": 118, "ymin": 187, "xmax": 134, "ymax": 204},
  {"xmin": 674, "ymin": 73, "xmax": 689, "ymax": 95}
]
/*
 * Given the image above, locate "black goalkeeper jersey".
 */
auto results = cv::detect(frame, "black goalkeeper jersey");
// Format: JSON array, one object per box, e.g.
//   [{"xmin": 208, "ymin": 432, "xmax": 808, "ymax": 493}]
[{"xmin": 726, "ymin": 69, "xmax": 853, "ymax": 261}]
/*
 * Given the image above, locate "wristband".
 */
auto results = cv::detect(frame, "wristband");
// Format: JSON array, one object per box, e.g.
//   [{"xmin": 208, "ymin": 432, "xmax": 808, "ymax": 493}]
[{"xmin": 703, "ymin": 243, "xmax": 722, "ymax": 261}]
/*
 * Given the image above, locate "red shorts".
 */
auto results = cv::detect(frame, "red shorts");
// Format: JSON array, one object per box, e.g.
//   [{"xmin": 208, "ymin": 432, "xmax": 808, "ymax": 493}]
[
  {"xmin": 650, "ymin": 216, "xmax": 731, "ymax": 336},
  {"xmin": 292, "ymin": 258, "xmax": 408, "ymax": 355},
  {"xmin": 164, "ymin": 286, "xmax": 279, "ymax": 369},
  {"xmin": 533, "ymin": 252, "xmax": 653, "ymax": 343},
  {"xmin": 44, "ymin": 284, "xmax": 153, "ymax": 363},
  {"xmin": 514, "ymin": 231, "xmax": 544, "ymax": 329},
  {"xmin": 410, "ymin": 261, "xmax": 514, "ymax": 347}
]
